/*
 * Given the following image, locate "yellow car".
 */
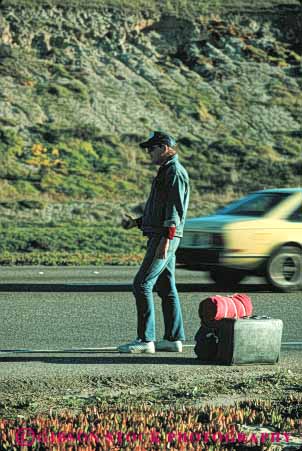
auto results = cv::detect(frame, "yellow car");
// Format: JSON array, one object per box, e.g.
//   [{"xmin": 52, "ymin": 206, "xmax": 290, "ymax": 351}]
[{"xmin": 176, "ymin": 188, "xmax": 302, "ymax": 291}]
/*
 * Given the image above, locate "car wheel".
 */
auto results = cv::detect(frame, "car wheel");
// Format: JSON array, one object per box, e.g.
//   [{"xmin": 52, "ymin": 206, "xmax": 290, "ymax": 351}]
[
  {"xmin": 266, "ymin": 245, "xmax": 302, "ymax": 292},
  {"xmin": 209, "ymin": 268, "xmax": 246, "ymax": 288}
]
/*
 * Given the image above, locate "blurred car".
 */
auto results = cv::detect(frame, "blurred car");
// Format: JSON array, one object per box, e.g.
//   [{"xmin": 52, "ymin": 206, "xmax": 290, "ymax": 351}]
[{"xmin": 176, "ymin": 188, "xmax": 302, "ymax": 291}]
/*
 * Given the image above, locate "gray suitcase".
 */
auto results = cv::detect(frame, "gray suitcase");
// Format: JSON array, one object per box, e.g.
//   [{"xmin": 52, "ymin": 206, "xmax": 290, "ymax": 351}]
[{"xmin": 194, "ymin": 316, "xmax": 283, "ymax": 365}]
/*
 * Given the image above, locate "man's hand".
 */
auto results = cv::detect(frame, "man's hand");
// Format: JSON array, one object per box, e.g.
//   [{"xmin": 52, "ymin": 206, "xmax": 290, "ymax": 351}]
[
  {"xmin": 155, "ymin": 237, "xmax": 170, "ymax": 259},
  {"xmin": 121, "ymin": 214, "xmax": 137, "ymax": 230}
]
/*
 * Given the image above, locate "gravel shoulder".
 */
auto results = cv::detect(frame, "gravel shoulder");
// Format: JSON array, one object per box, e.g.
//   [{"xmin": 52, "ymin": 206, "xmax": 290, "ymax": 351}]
[{"xmin": 0, "ymin": 348, "xmax": 301, "ymax": 418}]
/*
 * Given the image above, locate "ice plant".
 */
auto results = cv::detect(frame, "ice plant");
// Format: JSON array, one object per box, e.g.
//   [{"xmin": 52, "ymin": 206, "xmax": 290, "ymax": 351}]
[{"xmin": 0, "ymin": 399, "xmax": 301, "ymax": 450}]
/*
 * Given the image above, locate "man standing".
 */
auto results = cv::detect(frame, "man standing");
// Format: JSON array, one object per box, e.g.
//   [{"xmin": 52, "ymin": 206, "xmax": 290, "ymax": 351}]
[{"xmin": 118, "ymin": 131, "xmax": 190, "ymax": 354}]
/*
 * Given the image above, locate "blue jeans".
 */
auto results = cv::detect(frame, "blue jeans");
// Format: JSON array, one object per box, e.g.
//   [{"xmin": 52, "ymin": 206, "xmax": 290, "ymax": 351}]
[{"xmin": 133, "ymin": 235, "xmax": 185, "ymax": 342}]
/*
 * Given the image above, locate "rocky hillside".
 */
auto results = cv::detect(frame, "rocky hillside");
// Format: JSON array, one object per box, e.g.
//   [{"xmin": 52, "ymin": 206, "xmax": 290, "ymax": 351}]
[{"xmin": 0, "ymin": 0, "xmax": 301, "ymax": 262}]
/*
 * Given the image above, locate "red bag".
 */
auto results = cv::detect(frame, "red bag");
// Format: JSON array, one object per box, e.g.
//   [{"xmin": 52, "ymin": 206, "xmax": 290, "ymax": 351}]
[{"xmin": 199, "ymin": 293, "xmax": 253, "ymax": 324}]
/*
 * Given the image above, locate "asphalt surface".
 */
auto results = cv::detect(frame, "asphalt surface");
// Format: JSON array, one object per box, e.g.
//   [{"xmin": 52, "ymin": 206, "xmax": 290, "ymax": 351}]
[
  {"xmin": 0, "ymin": 266, "xmax": 301, "ymax": 351},
  {"xmin": 0, "ymin": 265, "xmax": 278, "ymax": 285},
  {"xmin": 0, "ymin": 266, "xmax": 301, "ymax": 414}
]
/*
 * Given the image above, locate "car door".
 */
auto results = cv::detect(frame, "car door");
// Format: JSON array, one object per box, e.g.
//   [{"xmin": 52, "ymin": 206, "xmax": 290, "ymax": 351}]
[{"xmin": 285, "ymin": 200, "xmax": 302, "ymax": 246}]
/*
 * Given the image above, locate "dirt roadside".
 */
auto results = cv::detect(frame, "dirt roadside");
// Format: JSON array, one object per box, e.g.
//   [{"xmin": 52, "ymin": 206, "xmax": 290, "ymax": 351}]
[{"xmin": 0, "ymin": 348, "xmax": 301, "ymax": 418}]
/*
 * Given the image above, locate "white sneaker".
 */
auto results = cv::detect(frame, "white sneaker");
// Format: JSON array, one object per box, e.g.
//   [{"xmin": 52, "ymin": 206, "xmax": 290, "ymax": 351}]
[
  {"xmin": 117, "ymin": 338, "xmax": 155, "ymax": 354},
  {"xmin": 155, "ymin": 339, "xmax": 182, "ymax": 352}
]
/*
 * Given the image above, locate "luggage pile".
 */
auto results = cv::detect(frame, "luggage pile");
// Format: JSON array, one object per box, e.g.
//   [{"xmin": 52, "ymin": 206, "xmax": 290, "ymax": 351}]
[{"xmin": 194, "ymin": 293, "xmax": 283, "ymax": 365}]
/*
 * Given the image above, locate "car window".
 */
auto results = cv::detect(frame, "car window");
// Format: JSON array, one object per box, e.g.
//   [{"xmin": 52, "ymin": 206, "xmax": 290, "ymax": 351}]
[
  {"xmin": 288, "ymin": 203, "xmax": 302, "ymax": 222},
  {"xmin": 217, "ymin": 192, "xmax": 291, "ymax": 217}
]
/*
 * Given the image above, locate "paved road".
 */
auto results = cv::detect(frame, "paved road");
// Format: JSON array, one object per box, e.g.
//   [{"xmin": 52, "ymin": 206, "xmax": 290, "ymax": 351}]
[
  {"xmin": 0, "ymin": 266, "xmax": 301, "ymax": 407},
  {"xmin": 0, "ymin": 265, "xmax": 282, "ymax": 285},
  {"xmin": 0, "ymin": 266, "xmax": 301, "ymax": 350}
]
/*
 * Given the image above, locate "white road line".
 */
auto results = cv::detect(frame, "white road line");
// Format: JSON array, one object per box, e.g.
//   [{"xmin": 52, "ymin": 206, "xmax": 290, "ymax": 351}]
[
  {"xmin": 0, "ymin": 342, "xmax": 301, "ymax": 353},
  {"xmin": 281, "ymin": 342, "xmax": 302, "ymax": 346},
  {"xmin": 185, "ymin": 343, "xmax": 302, "ymax": 347},
  {"xmin": 0, "ymin": 347, "xmax": 117, "ymax": 353}
]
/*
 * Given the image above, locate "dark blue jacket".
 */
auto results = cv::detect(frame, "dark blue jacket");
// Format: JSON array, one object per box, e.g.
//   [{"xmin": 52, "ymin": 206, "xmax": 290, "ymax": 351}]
[{"xmin": 140, "ymin": 154, "xmax": 190, "ymax": 238}]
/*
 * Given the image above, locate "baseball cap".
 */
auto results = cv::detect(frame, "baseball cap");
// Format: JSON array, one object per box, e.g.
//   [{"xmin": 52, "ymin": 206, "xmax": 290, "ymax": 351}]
[{"xmin": 139, "ymin": 131, "xmax": 176, "ymax": 149}]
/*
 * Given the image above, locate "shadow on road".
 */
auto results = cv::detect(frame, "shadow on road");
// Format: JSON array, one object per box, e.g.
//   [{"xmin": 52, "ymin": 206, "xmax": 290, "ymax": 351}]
[
  {"xmin": 0, "ymin": 283, "xmax": 273, "ymax": 293},
  {"xmin": 0, "ymin": 355, "xmax": 206, "ymax": 365}
]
